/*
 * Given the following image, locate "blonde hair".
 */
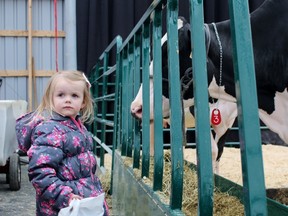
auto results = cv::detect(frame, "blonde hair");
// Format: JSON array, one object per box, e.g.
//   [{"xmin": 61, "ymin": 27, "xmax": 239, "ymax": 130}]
[{"xmin": 35, "ymin": 70, "xmax": 94, "ymax": 124}]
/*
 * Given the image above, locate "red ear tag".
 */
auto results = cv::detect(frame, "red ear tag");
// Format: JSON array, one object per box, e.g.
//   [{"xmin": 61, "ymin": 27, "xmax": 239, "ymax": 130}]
[{"xmin": 211, "ymin": 108, "xmax": 221, "ymax": 125}]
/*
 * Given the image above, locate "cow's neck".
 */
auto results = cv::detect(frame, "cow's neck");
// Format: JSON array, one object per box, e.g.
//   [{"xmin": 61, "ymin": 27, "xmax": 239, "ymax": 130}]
[
  {"xmin": 211, "ymin": 22, "xmax": 223, "ymax": 87},
  {"xmin": 206, "ymin": 22, "xmax": 236, "ymax": 103},
  {"xmin": 206, "ymin": 22, "xmax": 225, "ymax": 83},
  {"xmin": 204, "ymin": 24, "xmax": 211, "ymax": 57}
]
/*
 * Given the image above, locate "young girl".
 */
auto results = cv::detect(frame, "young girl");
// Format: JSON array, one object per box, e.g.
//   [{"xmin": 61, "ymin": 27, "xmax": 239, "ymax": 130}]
[{"xmin": 16, "ymin": 71, "xmax": 109, "ymax": 216}]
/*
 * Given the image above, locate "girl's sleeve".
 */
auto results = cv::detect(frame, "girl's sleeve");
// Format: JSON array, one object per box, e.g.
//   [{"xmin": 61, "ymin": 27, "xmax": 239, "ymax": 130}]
[
  {"xmin": 28, "ymin": 124, "xmax": 73, "ymax": 210},
  {"xmin": 15, "ymin": 112, "xmax": 44, "ymax": 153}
]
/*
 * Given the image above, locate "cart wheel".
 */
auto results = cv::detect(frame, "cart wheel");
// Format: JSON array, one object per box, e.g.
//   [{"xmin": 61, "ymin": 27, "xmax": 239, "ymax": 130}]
[
  {"xmin": 6, "ymin": 173, "xmax": 10, "ymax": 183},
  {"xmin": 9, "ymin": 153, "xmax": 21, "ymax": 191}
]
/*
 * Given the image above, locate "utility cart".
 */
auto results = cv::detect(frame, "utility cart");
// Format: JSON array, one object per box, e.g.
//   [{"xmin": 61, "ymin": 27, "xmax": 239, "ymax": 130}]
[{"xmin": 0, "ymin": 100, "xmax": 27, "ymax": 191}]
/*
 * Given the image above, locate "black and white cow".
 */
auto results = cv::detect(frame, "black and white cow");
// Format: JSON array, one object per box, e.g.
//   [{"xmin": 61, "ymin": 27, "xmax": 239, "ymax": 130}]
[
  {"xmin": 131, "ymin": 0, "xmax": 288, "ymax": 171},
  {"xmin": 131, "ymin": 17, "xmax": 230, "ymax": 172},
  {"xmin": 198, "ymin": 0, "xmax": 288, "ymax": 145}
]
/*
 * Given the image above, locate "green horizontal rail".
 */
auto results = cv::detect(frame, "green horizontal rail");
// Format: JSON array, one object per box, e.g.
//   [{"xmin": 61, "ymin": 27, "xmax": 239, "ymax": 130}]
[
  {"xmin": 119, "ymin": 0, "xmax": 162, "ymax": 51},
  {"xmin": 93, "ymin": 93, "xmax": 115, "ymax": 102},
  {"xmin": 94, "ymin": 117, "xmax": 114, "ymax": 127},
  {"xmin": 93, "ymin": 65, "xmax": 116, "ymax": 82}
]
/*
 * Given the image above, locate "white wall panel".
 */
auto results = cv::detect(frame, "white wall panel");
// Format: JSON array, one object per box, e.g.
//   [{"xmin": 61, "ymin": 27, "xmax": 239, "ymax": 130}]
[{"xmin": 0, "ymin": 0, "xmax": 65, "ymax": 110}]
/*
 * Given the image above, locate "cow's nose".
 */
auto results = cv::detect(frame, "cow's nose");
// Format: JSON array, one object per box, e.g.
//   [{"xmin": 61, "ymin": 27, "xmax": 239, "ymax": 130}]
[
  {"xmin": 131, "ymin": 104, "xmax": 141, "ymax": 113},
  {"xmin": 131, "ymin": 111, "xmax": 139, "ymax": 119},
  {"xmin": 131, "ymin": 104, "xmax": 142, "ymax": 119}
]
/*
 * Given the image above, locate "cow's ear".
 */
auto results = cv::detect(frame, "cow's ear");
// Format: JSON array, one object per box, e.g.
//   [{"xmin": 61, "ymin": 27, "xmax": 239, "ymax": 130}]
[{"xmin": 178, "ymin": 16, "xmax": 188, "ymax": 26}]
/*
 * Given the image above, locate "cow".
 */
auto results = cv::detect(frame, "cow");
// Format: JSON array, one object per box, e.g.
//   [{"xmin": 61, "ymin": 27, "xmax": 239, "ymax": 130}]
[
  {"xmin": 195, "ymin": 0, "xmax": 288, "ymax": 145},
  {"xmin": 131, "ymin": 17, "xmax": 230, "ymax": 173},
  {"xmin": 131, "ymin": 0, "xmax": 288, "ymax": 173}
]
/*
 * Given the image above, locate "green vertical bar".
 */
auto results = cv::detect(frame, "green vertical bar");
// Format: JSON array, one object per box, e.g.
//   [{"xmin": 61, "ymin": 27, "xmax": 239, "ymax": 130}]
[
  {"xmin": 100, "ymin": 53, "xmax": 108, "ymax": 167},
  {"xmin": 167, "ymin": 0, "xmax": 184, "ymax": 210},
  {"xmin": 152, "ymin": 6, "xmax": 164, "ymax": 191},
  {"xmin": 189, "ymin": 1, "xmax": 214, "ymax": 215},
  {"xmin": 91, "ymin": 64, "xmax": 100, "ymax": 154},
  {"xmin": 110, "ymin": 36, "xmax": 122, "ymax": 194},
  {"xmin": 133, "ymin": 32, "xmax": 141, "ymax": 169},
  {"xmin": 87, "ymin": 66, "xmax": 95, "ymax": 132},
  {"xmin": 228, "ymin": 1, "xmax": 267, "ymax": 215},
  {"xmin": 117, "ymin": 52, "xmax": 123, "ymax": 152},
  {"xmin": 141, "ymin": 20, "xmax": 151, "ymax": 178},
  {"xmin": 121, "ymin": 48, "xmax": 128, "ymax": 156},
  {"xmin": 127, "ymin": 42, "xmax": 134, "ymax": 157}
]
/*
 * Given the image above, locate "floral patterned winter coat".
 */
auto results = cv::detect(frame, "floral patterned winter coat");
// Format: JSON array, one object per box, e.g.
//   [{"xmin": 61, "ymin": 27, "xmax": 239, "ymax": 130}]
[{"xmin": 16, "ymin": 112, "xmax": 109, "ymax": 216}]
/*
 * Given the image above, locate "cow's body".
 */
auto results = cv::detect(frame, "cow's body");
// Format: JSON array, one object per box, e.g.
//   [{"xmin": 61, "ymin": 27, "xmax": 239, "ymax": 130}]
[
  {"xmin": 203, "ymin": 0, "xmax": 288, "ymax": 146},
  {"xmin": 131, "ymin": 0, "xmax": 288, "ymax": 171}
]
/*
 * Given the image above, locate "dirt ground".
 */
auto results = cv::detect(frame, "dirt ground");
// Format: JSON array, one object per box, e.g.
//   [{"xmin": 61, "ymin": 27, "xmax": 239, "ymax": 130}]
[{"xmin": 183, "ymin": 144, "xmax": 288, "ymax": 189}]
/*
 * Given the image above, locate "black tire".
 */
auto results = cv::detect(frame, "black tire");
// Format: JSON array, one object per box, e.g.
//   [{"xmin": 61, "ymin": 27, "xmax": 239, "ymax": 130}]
[
  {"xmin": 9, "ymin": 153, "xmax": 21, "ymax": 191},
  {"xmin": 6, "ymin": 172, "xmax": 10, "ymax": 184}
]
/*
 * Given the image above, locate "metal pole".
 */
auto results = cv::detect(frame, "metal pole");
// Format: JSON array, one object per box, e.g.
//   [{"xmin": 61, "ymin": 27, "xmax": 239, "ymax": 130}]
[
  {"xmin": 28, "ymin": 0, "xmax": 33, "ymax": 111},
  {"xmin": 64, "ymin": 0, "xmax": 77, "ymax": 70}
]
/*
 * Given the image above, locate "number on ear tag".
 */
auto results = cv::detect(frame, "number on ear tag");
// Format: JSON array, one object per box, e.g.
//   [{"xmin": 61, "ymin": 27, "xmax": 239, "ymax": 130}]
[{"xmin": 211, "ymin": 108, "xmax": 221, "ymax": 125}]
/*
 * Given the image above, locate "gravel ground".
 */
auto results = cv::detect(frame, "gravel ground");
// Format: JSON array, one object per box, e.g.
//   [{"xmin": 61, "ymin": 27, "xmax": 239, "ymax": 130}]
[{"xmin": 0, "ymin": 157, "xmax": 36, "ymax": 216}]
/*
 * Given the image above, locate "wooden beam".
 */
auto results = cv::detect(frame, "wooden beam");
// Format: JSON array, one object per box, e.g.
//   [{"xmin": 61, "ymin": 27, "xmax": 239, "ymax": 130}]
[
  {"xmin": 0, "ymin": 70, "xmax": 56, "ymax": 77},
  {"xmin": 0, "ymin": 30, "xmax": 66, "ymax": 37},
  {"xmin": 28, "ymin": 0, "xmax": 33, "ymax": 111}
]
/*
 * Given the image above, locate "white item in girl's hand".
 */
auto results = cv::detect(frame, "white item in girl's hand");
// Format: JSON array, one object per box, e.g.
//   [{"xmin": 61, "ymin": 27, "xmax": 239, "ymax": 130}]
[{"xmin": 58, "ymin": 193, "xmax": 105, "ymax": 216}]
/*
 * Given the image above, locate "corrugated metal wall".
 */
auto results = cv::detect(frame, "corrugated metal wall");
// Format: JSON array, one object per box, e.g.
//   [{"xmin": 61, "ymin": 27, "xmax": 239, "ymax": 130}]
[{"xmin": 0, "ymin": 0, "xmax": 65, "ymax": 110}]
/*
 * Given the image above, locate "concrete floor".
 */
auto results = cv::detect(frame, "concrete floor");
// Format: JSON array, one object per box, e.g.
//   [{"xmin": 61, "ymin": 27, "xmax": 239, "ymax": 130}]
[{"xmin": 0, "ymin": 157, "xmax": 35, "ymax": 216}]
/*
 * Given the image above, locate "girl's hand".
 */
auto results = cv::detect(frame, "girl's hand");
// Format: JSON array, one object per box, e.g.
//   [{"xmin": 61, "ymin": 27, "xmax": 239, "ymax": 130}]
[{"xmin": 69, "ymin": 193, "xmax": 83, "ymax": 204}]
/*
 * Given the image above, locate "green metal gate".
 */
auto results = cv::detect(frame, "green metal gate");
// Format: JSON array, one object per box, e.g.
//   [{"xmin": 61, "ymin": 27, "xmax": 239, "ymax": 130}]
[{"xmin": 89, "ymin": 0, "xmax": 288, "ymax": 215}]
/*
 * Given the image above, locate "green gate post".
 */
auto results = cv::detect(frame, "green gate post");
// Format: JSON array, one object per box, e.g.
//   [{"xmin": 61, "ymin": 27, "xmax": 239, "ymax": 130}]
[
  {"xmin": 100, "ymin": 53, "xmax": 109, "ymax": 167},
  {"xmin": 152, "ymin": 5, "xmax": 164, "ymax": 192},
  {"xmin": 110, "ymin": 36, "xmax": 123, "ymax": 194},
  {"xmin": 167, "ymin": 0, "xmax": 184, "ymax": 210},
  {"xmin": 91, "ymin": 64, "xmax": 100, "ymax": 154},
  {"xmin": 132, "ymin": 32, "xmax": 141, "ymax": 169},
  {"xmin": 127, "ymin": 41, "xmax": 134, "ymax": 157},
  {"xmin": 141, "ymin": 20, "xmax": 151, "ymax": 178},
  {"xmin": 229, "ymin": 0, "xmax": 267, "ymax": 215},
  {"xmin": 121, "ymin": 48, "xmax": 129, "ymax": 156},
  {"xmin": 189, "ymin": 0, "xmax": 214, "ymax": 215}
]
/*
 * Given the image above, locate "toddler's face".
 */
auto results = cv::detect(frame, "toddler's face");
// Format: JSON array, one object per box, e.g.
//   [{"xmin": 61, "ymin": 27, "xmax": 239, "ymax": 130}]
[{"xmin": 52, "ymin": 79, "xmax": 85, "ymax": 118}]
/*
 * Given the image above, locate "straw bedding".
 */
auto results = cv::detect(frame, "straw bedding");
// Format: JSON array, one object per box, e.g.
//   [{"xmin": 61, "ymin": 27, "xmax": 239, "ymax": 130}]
[{"xmin": 99, "ymin": 144, "xmax": 288, "ymax": 215}]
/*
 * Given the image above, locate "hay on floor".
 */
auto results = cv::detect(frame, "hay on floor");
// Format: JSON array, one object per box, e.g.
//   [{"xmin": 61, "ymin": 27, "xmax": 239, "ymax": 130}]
[
  {"xmin": 100, "ymin": 144, "xmax": 288, "ymax": 215},
  {"xmin": 123, "ymin": 151, "xmax": 244, "ymax": 216}
]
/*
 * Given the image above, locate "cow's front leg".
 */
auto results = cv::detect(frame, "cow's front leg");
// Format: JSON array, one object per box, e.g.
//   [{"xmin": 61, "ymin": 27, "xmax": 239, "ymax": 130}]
[
  {"xmin": 150, "ymin": 119, "xmax": 172, "ymax": 156},
  {"xmin": 211, "ymin": 133, "xmax": 219, "ymax": 174}
]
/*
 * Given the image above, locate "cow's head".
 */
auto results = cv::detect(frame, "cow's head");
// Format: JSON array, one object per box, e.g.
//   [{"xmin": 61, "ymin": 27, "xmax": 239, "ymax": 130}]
[{"xmin": 130, "ymin": 17, "xmax": 195, "ymax": 120}]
